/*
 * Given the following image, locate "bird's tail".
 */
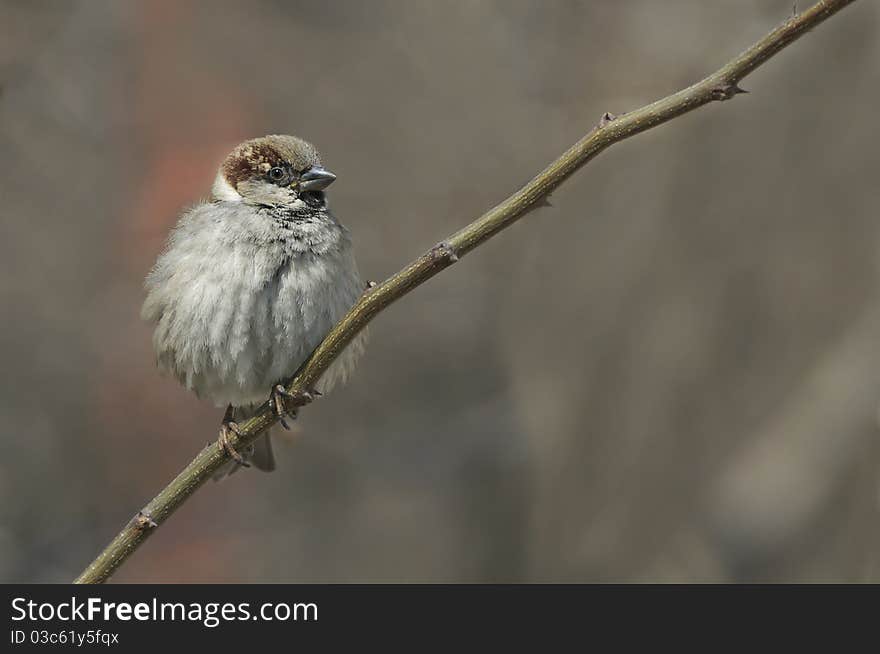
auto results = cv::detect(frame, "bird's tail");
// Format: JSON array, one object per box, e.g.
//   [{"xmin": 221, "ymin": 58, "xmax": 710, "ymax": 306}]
[{"xmin": 213, "ymin": 404, "xmax": 276, "ymax": 481}]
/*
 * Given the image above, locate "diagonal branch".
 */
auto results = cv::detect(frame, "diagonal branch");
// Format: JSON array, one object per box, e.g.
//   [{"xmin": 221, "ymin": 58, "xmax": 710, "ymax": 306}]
[{"xmin": 74, "ymin": 0, "xmax": 857, "ymax": 584}]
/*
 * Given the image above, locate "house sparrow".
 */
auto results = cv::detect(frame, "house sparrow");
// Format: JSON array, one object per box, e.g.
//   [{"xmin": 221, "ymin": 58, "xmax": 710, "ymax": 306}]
[{"xmin": 142, "ymin": 135, "xmax": 367, "ymax": 476}]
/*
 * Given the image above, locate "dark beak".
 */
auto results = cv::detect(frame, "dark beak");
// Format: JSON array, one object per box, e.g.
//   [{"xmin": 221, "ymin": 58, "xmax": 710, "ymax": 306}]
[{"xmin": 298, "ymin": 166, "xmax": 336, "ymax": 192}]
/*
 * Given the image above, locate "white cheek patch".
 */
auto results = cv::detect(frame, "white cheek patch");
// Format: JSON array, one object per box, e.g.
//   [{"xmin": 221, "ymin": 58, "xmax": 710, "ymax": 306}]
[{"xmin": 211, "ymin": 172, "xmax": 242, "ymax": 202}]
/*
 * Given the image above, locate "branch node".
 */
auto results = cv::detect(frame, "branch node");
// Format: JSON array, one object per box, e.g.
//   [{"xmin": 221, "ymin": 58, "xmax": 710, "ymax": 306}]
[
  {"xmin": 431, "ymin": 241, "xmax": 459, "ymax": 263},
  {"xmin": 599, "ymin": 111, "xmax": 617, "ymax": 127},
  {"xmin": 133, "ymin": 510, "xmax": 158, "ymax": 530},
  {"xmin": 711, "ymin": 82, "xmax": 749, "ymax": 101}
]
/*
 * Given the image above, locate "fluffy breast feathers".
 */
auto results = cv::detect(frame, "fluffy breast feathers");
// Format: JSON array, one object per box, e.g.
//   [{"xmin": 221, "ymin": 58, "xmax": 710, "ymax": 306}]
[{"xmin": 142, "ymin": 201, "xmax": 365, "ymax": 407}]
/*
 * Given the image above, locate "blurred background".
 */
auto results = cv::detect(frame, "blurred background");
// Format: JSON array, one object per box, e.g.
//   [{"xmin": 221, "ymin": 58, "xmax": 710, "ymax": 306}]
[{"xmin": 1, "ymin": 0, "xmax": 878, "ymax": 583}]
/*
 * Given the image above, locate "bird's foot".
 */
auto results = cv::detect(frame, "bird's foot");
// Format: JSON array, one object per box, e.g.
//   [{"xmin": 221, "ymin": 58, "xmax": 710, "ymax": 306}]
[
  {"xmin": 271, "ymin": 384, "xmax": 317, "ymax": 430},
  {"xmin": 217, "ymin": 419, "xmax": 250, "ymax": 467}
]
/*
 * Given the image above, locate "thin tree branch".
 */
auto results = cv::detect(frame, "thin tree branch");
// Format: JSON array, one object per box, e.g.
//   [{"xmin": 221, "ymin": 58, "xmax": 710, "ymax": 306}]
[{"xmin": 74, "ymin": 0, "xmax": 857, "ymax": 584}]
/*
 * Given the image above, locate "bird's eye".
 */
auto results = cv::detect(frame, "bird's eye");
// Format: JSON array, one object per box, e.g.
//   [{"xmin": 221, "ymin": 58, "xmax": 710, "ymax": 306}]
[{"xmin": 268, "ymin": 167, "xmax": 286, "ymax": 182}]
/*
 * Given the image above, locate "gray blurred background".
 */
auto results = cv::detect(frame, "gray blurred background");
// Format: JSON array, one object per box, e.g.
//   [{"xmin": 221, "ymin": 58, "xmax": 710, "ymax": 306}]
[{"xmin": 1, "ymin": 0, "xmax": 878, "ymax": 583}]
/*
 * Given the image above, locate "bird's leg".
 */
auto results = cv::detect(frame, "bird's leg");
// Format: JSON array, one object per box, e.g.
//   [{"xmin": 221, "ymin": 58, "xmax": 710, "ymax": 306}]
[
  {"xmin": 270, "ymin": 384, "xmax": 317, "ymax": 430},
  {"xmin": 217, "ymin": 404, "xmax": 250, "ymax": 467}
]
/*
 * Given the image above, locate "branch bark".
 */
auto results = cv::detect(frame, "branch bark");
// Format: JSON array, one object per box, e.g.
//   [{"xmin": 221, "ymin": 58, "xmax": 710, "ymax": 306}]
[{"xmin": 74, "ymin": 0, "xmax": 857, "ymax": 584}]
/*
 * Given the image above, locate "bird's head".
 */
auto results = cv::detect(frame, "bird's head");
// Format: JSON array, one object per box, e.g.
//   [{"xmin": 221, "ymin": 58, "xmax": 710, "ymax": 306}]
[{"xmin": 212, "ymin": 134, "xmax": 336, "ymax": 212}]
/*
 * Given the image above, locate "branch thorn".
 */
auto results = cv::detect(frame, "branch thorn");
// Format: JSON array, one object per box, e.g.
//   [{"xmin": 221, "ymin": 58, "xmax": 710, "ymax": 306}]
[
  {"xmin": 711, "ymin": 82, "xmax": 748, "ymax": 101},
  {"xmin": 134, "ymin": 511, "xmax": 158, "ymax": 530},
  {"xmin": 599, "ymin": 111, "xmax": 616, "ymax": 127},
  {"xmin": 432, "ymin": 241, "xmax": 459, "ymax": 263}
]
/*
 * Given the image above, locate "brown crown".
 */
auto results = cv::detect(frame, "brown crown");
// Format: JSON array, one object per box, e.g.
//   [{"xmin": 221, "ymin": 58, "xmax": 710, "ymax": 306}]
[{"xmin": 220, "ymin": 135, "xmax": 320, "ymax": 189}]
